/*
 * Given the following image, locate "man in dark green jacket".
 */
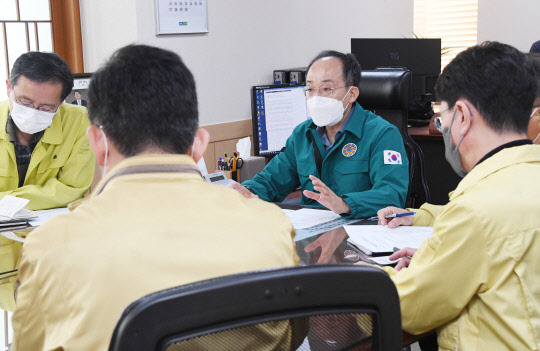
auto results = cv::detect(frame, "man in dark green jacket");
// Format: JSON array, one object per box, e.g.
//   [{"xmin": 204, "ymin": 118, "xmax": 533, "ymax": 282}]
[{"xmin": 234, "ymin": 50, "xmax": 409, "ymax": 219}]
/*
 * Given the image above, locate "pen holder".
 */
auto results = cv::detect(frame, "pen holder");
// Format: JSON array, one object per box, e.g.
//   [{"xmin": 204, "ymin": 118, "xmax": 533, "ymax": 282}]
[{"xmin": 231, "ymin": 170, "xmax": 239, "ymax": 182}]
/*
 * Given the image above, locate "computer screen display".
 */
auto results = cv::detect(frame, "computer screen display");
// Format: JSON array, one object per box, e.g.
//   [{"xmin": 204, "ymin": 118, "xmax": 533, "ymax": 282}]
[
  {"xmin": 351, "ymin": 38, "xmax": 441, "ymax": 98},
  {"xmin": 251, "ymin": 84, "xmax": 308, "ymax": 156}
]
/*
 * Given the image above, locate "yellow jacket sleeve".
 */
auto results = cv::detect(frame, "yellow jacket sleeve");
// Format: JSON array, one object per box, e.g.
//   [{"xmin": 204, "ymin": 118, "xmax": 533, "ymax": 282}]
[
  {"xmin": 411, "ymin": 203, "xmax": 445, "ymax": 227},
  {"xmin": 383, "ymin": 201, "xmax": 488, "ymax": 334},
  {"xmin": 0, "ymin": 240, "xmax": 22, "ymax": 311}
]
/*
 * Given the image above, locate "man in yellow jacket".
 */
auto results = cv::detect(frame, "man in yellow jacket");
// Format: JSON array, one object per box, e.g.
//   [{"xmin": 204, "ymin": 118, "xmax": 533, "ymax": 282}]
[
  {"xmin": 10, "ymin": 45, "xmax": 300, "ymax": 351},
  {"xmin": 376, "ymin": 42, "xmax": 540, "ymax": 350},
  {"xmin": 0, "ymin": 51, "xmax": 95, "ymax": 209},
  {"xmin": 0, "ymin": 52, "xmax": 95, "ymax": 311}
]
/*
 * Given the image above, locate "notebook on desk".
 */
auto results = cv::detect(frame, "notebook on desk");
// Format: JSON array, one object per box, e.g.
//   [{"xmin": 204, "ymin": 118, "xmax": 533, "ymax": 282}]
[
  {"xmin": 0, "ymin": 195, "xmax": 37, "ymax": 222},
  {"xmin": 344, "ymin": 225, "xmax": 433, "ymax": 256}
]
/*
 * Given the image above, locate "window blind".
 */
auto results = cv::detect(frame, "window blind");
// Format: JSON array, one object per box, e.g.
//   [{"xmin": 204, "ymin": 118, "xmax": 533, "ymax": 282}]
[{"xmin": 414, "ymin": 0, "xmax": 478, "ymax": 69}]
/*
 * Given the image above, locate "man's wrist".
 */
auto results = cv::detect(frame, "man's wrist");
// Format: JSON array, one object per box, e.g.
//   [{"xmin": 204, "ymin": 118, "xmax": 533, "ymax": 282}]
[
  {"xmin": 244, "ymin": 186, "xmax": 256, "ymax": 195},
  {"xmin": 339, "ymin": 199, "xmax": 351, "ymax": 215}
]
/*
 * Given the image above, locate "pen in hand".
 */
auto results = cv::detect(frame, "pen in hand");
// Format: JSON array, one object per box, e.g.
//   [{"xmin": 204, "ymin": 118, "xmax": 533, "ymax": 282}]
[{"xmin": 367, "ymin": 211, "xmax": 416, "ymax": 221}]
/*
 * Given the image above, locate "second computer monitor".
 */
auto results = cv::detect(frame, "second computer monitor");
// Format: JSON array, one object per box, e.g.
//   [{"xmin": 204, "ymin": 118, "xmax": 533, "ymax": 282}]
[
  {"xmin": 351, "ymin": 38, "xmax": 441, "ymax": 99},
  {"xmin": 251, "ymin": 84, "xmax": 308, "ymax": 157}
]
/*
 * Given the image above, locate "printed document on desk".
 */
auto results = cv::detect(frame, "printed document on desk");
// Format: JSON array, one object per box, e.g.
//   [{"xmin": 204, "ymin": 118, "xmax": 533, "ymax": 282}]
[
  {"xmin": 0, "ymin": 195, "xmax": 36, "ymax": 221},
  {"xmin": 284, "ymin": 209, "xmax": 341, "ymax": 230},
  {"xmin": 283, "ymin": 208, "xmax": 360, "ymax": 242},
  {"xmin": 345, "ymin": 225, "xmax": 433, "ymax": 255}
]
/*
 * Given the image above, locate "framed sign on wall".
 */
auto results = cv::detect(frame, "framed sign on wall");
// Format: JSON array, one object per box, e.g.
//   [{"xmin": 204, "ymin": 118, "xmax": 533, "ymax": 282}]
[{"xmin": 155, "ymin": 0, "xmax": 208, "ymax": 35}]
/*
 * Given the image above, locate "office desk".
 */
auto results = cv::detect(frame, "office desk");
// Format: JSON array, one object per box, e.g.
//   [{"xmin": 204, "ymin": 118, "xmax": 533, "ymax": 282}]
[{"xmin": 286, "ymin": 216, "xmax": 435, "ymax": 348}]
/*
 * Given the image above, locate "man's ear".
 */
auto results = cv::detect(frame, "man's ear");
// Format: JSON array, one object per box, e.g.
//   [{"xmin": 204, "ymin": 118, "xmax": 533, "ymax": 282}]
[
  {"xmin": 6, "ymin": 80, "xmax": 11, "ymax": 98},
  {"xmin": 347, "ymin": 86, "xmax": 359, "ymax": 105},
  {"xmin": 454, "ymin": 99, "xmax": 475, "ymax": 136},
  {"xmin": 190, "ymin": 127, "xmax": 210, "ymax": 163},
  {"xmin": 86, "ymin": 125, "xmax": 107, "ymax": 167}
]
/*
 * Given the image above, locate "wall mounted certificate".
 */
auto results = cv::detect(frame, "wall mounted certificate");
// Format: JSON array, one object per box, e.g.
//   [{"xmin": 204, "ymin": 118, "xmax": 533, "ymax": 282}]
[{"xmin": 155, "ymin": 0, "xmax": 208, "ymax": 35}]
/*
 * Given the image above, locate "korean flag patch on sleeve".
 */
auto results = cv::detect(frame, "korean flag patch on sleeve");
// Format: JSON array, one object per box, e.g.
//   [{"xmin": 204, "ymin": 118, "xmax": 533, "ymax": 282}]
[{"xmin": 384, "ymin": 150, "xmax": 402, "ymax": 165}]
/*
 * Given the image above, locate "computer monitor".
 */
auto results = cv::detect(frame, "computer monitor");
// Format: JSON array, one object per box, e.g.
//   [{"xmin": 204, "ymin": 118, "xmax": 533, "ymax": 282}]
[
  {"xmin": 251, "ymin": 84, "xmax": 308, "ymax": 157},
  {"xmin": 351, "ymin": 38, "xmax": 441, "ymax": 99}
]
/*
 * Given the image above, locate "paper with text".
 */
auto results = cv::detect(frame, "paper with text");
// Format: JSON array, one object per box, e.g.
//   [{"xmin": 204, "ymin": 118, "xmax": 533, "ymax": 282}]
[
  {"xmin": 0, "ymin": 195, "xmax": 30, "ymax": 220},
  {"xmin": 285, "ymin": 209, "xmax": 341, "ymax": 230},
  {"xmin": 345, "ymin": 225, "xmax": 433, "ymax": 255}
]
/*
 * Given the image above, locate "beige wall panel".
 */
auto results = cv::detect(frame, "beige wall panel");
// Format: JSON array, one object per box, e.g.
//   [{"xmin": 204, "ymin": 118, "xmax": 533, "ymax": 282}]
[{"xmin": 203, "ymin": 119, "xmax": 253, "ymax": 143}]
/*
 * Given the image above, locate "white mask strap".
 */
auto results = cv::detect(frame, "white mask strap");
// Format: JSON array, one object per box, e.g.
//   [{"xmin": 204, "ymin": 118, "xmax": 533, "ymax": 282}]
[
  {"xmin": 341, "ymin": 87, "xmax": 352, "ymax": 110},
  {"xmin": 532, "ymin": 108, "xmax": 540, "ymax": 143},
  {"xmin": 531, "ymin": 107, "xmax": 539, "ymax": 119},
  {"xmin": 99, "ymin": 126, "xmax": 109, "ymax": 178}
]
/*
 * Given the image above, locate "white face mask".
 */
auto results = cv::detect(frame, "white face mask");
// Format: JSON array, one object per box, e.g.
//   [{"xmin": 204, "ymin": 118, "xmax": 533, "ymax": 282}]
[
  {"xmin": 100, "ymin": 126, "xmax": 109, "ymax": 178},
  {"xmin": 9, "ymin": 94, "xmax": 57, "ymax": 134},
  {"xmin": 307, "ymin": 87, "xmax": 352, "ymax": 127}
]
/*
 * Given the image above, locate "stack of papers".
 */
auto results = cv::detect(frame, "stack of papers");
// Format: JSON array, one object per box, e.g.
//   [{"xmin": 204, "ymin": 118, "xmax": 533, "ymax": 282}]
[
  {"xmin": 0, "ymin": 207, "xmax": 70, "ymax": 244},
  {"xmin": 0, "ymin": 196, "xmax": 36, "ymax": 229},
  {"xmin": 282, "ymin": 208, "xmax": 360, "ymax": 242},
  {"xmin": 344, "ymin": 225, "xmax": 433, "ymax": 256},
  {"xmin": 284, "ymin": 209, "xmax": 341, "ymax": 230},
  {"xmin": 0, "ymin": 196, "xmax": 36, "ymax": 221}
]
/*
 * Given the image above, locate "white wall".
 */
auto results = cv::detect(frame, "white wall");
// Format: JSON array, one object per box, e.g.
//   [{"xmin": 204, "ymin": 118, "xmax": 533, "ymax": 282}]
[
  {"xmin": 478, "ymin": 0, "xmax": 540, "ymax": 52},
  {"xmin": 136, "ymin": 0, "xmax": 414, "ymax": 126},
  {"xmin": 79, "ymin": 0, "xmax": 138, "ymax": 72},
  {"xmin": 81, "ymin": 0, "xmax": 414, "ymax": 126}
]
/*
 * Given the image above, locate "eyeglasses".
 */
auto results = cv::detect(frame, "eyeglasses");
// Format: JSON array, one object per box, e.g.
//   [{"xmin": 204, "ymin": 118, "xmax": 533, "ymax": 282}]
[
  {"xmin": 434, "ymin": 107, "xmax": 453, "ymax": 132},
  {"xmin": 303, "ymin": 86, "xmax": 347, "ymax": 97},
  {"xmin": 13, "ymin": 97, "xmax": 57, "ymax": 113},
  {"xmin": 434, "ymin": 116, "xmax": 443, "ymax": 132}
]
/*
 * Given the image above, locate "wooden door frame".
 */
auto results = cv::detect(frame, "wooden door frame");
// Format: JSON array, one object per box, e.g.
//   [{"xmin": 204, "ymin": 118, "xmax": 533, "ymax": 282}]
[{"xmin": 50, "ymin": 0, "xmax": 84, "ymax": 73}]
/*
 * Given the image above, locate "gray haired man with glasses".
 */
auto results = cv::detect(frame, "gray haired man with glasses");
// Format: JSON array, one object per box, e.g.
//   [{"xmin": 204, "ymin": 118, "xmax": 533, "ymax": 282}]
[
  {"xmin": 1, "ymin": 51, "xmax": 95, "ymax": 211},
  {"xmin": 234, "ymin": 50, "xmax": 409, "ymax": 219},
  {"xmin": 0, "ymin": 51, "xmax": 95, "ymax": 311}
]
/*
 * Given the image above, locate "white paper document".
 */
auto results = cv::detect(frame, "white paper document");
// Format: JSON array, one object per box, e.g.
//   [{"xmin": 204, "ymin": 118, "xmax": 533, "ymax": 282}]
[
  {"xmin": 0, "ymin": 195, "xmax": 35, "ymax": 220},
  {"xmin": 285, "ymin": 209, "xmax": 341, "ymax": 230},
  {"xmin": 345, "ymin": 225, "xmax": 433, "ymax": 255},
  {"xmin": 28, "ymin": 207, "xmax": 70, "ymax": 227}
]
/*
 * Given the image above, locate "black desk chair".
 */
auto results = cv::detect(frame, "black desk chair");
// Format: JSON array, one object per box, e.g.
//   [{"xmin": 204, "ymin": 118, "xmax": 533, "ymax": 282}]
[
  {"xmin": 356, "ymin": 69, "xmax": 430, "ymax": 208},
  {"xmin": 108, "ymin": 265, "xmax": 401, "ymax": 351}
]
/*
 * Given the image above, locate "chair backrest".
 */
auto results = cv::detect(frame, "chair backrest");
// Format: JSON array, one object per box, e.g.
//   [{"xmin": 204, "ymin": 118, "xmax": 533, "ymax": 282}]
[
  {"xmin": 356, "ymin": 69, "xmax": 430, "ymax": 208},
  {"xmin": 108, "ymin": 265, "xmax": 402, "ymax": 351}
]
